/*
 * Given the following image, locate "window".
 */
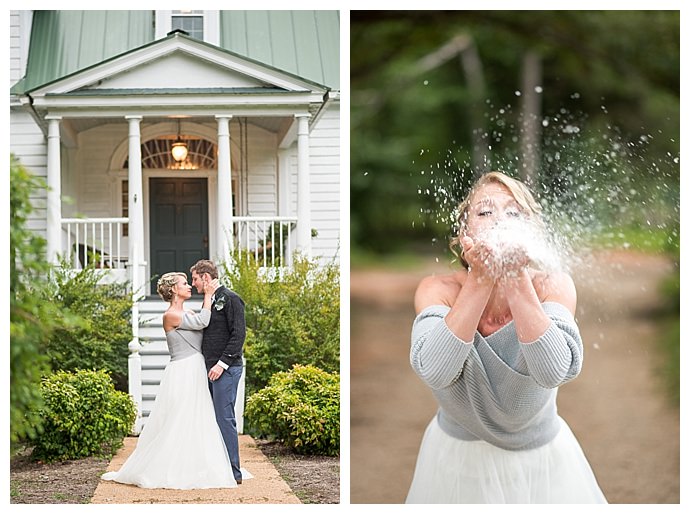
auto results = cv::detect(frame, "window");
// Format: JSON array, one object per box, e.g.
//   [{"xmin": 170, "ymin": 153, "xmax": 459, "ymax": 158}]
[
  {"xmin": 155, "ymin": 10, "xmax": 219, "ymax": 45},
  {"xmin": 123, "ymin": 138, "xmax": 217, "ymax": 171},
  {"xmin": 172, "ymin": 10, "xmax": 204, "ymax": 40}
]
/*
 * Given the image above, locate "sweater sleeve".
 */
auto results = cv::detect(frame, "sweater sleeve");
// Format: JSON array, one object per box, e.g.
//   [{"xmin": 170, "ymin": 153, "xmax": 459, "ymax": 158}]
[
  {"xmin": 410, "ymin": 305, "xmax": 474, "ymax": 390},
  {"xmin": 519, "ymin": 302, "xmax": 583, "ymax": 389},
  {"xmin": 179, "ymin": 309, "xmax": 211, "ymax": 331}
]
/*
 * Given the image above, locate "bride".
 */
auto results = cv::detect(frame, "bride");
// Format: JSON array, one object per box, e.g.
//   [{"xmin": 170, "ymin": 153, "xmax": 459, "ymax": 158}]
[
  {"xmin": 102, "ymin": 272, "xmax": 239, "ymax": 489},
  {"xmin": 406, "ymin": 172, "xmax": 606, "ymax": 503}
]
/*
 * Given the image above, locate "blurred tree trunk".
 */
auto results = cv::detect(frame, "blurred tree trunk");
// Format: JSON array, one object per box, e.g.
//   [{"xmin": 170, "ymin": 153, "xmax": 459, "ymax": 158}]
[
  {"xmin": 519, "ymin": 50, "xmax": 542, "ymax": 186},
  {"xmin": 413, "ymin": 34, "xmax": 490, "ymax": 178},
  {"xmin": 460, "ymin": 40, "xmax": 491, "ymax": 177}
]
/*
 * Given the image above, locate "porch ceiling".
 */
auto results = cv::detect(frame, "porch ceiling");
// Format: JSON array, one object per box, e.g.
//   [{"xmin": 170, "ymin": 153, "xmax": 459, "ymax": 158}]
[{"xmin": 67, "ymin": 116, "xmax": 288, "ymax": 134}]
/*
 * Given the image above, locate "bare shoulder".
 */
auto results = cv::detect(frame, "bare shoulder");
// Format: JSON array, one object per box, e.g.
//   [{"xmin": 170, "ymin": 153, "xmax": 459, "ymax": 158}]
[
  {"xmin": 163, "ymin": 309, "xmax": 183, "ymax": 332},
  {"xmin": 414, "ymin": 271, "xmax": 466, "ymax": 314},
  {"xmin": 534, "ymin": 270, "xmax": 577, "ymax": 315}
]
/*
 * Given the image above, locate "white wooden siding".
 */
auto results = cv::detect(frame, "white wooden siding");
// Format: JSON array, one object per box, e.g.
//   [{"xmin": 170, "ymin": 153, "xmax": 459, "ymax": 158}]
[
  {"xmin": 10, "ymin": 11, "xmax": 22, "ymax": 87},
  {"xmin": 246, "ymin": 124, "xmax": 278, "ymax": 216},
  {"xmin": 288, "ymin": 105, "xmax": 340, "ymax": 262},
  {"xmin": 10, "ymin": 11, "xmax": 23, "ymax": 87},
  {"xmin": 10, "ymin": 110, "xmax": 48, "ymax": 238},
  {"xmin": 77, "ymin": 124, "xmax": 126, "ymax": 218},
  {"xmin": 9, "ymin": 11, "xmax": 33, "ymax": 88}
]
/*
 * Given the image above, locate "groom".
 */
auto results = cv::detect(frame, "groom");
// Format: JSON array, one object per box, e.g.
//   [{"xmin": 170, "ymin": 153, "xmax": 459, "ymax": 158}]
[{"xmin": 190, "ymin": 259, "xmax": 246, "ymax": 484}]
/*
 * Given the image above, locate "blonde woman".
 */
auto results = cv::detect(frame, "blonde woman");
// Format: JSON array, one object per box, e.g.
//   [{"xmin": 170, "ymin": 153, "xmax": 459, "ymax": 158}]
[
  {"xmin": 406, "ymin": 172, "xmax": 606, "ymax": 503},
  {"xmin": 102, "ymin": 272, "xmax": 241, "ymax": 489}
]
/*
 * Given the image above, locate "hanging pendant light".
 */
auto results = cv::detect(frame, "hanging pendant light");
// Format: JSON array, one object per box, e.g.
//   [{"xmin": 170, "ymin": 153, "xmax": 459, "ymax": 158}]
[{"xmin": 171, "ymin": 119, "xmax": 188, "ymax": 162}]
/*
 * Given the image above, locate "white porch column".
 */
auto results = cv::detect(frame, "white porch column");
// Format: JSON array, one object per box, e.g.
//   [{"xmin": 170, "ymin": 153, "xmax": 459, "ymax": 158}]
[
  {"xmin": 126, "ymin": 116, "xmax": 146, "ymax": 298},
  {"xmin": 216, "ymin": 115, "xmax": 234, "ymax": 261},
  {"xmin": 46, "ymin": 116, "xmax": 62, "ymax": 264},
  {"xmin": 128, "ymin": 314, "xmax": 143, "ymax": 435},
  {"xmin": 126, "ymin": 115, "xmax": 145, "ymax": 435},
  {"xmin": 296, "ymin": 114, "xmax": 312, "ymax": 258}
]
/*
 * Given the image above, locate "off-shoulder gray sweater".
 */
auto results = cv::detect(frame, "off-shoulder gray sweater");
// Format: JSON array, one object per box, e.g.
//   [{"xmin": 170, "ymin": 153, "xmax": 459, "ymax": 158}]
[
  {"xmin": 410, "ymin": 302, "xmax": 583, "ymax": 451},
  {"xmin": 166, "ymin": 309, "xmax": 211, "ymax": 361}
]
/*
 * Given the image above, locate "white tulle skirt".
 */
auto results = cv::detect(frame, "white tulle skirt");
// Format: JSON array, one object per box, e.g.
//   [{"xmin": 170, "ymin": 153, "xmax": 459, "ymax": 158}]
[
  {"xmin": 406, "ymin": 415, "xmax": 607, "ymax": 504},
  {"xmin": 102, "ymin": 352, "xmax": 239, "ymax": 489}
]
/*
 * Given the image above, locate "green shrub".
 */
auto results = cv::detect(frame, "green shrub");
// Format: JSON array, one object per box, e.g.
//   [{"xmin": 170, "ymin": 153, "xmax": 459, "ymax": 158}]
[
  {"xmin": 10, "ymin": 155, "xmax": 65, "ymax": 445},
  {"xmin": 42, "ymin": 265, "xmax": 133, "ymax": 390},
  {"xmin": 30, "ymin": 369, "xmax": 136, "ymax": 462},
  {"xmin": 223, "ymin": 253, "xmax": 340, "ymax": 397},
  {"xmin": 246, "ymin": 364, "xmax": 339, "ymax": 456},
  {"xmin": 10, "ymin": 155, "xmax": 130, "ymax": 445}
]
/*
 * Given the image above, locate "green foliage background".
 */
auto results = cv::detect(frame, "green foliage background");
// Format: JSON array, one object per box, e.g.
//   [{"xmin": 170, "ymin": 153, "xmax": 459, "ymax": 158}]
[
  {"xmin": 350, "ymin": 11, "xmax": 680, "ymax": 256},
  {"xmin": 350, "ymin": 10, "xmax": 679, "ymax": 408},
  {"xmin": 43, "ymin": 266, "xmax": 133, "ymax": 391},
  {"xmin": 224, "ymin": 254, "xmax": 340, "ymax": 398},
  {"xmin": 10, "ymin": 155, "xmax": 134, "ymax": 451},
  {"xmin": 10, "ymin": 156, "xmax": 62, "ymax": 444}
]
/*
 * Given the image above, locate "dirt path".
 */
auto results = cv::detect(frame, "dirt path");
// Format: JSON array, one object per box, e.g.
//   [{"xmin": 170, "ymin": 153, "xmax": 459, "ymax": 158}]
[
  {"xmin": 350, "ymin": 250, "xmax": 679, "ymax": 503},
  {"xmin": 91, "ymin": 435, "xmax": 300, "ymax": 504}
]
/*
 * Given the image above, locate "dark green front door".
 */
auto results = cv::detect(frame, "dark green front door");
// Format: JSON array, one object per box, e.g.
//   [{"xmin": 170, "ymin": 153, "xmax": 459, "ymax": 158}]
[{"xmin": 150, "ymin": 177, "xmax": 209, "ymax": 293}]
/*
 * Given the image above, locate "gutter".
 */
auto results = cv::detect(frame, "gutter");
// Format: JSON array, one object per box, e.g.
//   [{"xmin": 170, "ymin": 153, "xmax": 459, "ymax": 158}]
[
  {"xmin": 18, "ymin": 92, "xmax": 50, "ymax": 137},
  {"xmin": 311, "ymin": 89, "xmax": 339, "ymax": 128}
]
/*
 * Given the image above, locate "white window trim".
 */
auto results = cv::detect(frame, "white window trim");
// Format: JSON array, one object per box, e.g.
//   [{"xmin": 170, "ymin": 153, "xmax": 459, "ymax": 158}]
[
  {"xmin": 154, "ymin": 10, "xmax": 172, "ymax": 40},
  {"xmin": 155, "ymin": 10, "xmax": 219, "ymax": 45},
  {"xmin": 204, "ymin": 11, "xmax": 220, "ymax": 46}
]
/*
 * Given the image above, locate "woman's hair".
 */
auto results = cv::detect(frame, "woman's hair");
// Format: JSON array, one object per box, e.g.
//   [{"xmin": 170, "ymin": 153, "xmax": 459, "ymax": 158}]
[
  {"xmin": 157, "ymin": 272, "xmax": 187, "ymax": 302},
  {"xmin": 189, "ymin": 259, "xmax": 218, "ymax": 280},
  {"xmin": 450, "ymin": 171, "xmax": 543, "ymax": 268}
]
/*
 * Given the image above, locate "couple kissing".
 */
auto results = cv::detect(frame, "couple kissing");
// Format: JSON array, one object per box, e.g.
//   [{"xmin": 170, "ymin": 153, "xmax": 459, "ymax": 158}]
[{"xmin": 102, "ymin": 259, "xmax": 251, "ymax": 489}]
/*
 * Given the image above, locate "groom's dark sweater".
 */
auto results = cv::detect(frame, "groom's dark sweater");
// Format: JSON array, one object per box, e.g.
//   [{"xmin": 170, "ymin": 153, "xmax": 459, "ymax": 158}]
[{"xmin": 201, "ymin": 286, "xmax": 246, "ymax": 370}]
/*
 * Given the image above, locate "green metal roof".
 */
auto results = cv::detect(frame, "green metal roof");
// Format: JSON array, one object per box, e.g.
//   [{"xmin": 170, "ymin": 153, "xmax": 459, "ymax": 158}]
[
  {"xmin": 18, "ymin": 11, "xmax": 153, "ymax": 94},
  {"xmin": 220, "ymin": 11, "xmax": 339, "ymax": 91},
  {"xmin": 14, "ymin": 10, "xmax": 339, "ymax": 95}
]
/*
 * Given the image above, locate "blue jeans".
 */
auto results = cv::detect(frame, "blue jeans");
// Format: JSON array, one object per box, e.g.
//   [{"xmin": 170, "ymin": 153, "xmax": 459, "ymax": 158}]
[{"xmin": 208, "ymin": 365, "xmax": 243, "ymax": 481}]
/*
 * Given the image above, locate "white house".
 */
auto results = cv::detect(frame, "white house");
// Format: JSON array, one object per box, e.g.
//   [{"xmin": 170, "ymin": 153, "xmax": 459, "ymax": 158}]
[{"xmin": 9, "ymin": 10, "xmax": 340, "ymax": 433}]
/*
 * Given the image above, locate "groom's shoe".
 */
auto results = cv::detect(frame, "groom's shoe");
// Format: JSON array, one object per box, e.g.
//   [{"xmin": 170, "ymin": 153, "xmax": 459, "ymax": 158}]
[{"xmin": 236, "ymin": 478, "xmax": 243, "ymax": 485}]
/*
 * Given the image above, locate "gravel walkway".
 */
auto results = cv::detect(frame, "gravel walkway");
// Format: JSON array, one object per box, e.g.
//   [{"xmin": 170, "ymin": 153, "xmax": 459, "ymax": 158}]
[{"xmin": 91, "ymin": 435, "xmax": 300, "ymax": 504}]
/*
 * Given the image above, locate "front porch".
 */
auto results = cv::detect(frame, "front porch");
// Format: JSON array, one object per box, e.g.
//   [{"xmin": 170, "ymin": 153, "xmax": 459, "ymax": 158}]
[
  {"xmin": 60, "ymin": 215, "xmax": 300, "ymax": 283},
  {"xmin": 47, "ymin": 112, "xmax": 315, "ymax": 298}
]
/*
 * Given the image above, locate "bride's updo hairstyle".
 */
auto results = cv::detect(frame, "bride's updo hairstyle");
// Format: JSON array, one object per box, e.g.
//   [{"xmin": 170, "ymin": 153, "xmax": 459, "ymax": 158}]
[{"xmin": 157, "ymin": 272, "xmax": 186, "ymax": 302}]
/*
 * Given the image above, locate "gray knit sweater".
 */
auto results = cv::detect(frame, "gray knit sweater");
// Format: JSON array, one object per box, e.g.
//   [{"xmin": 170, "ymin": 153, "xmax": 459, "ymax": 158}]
[
  {"xmin": 166, "ymin": 310, "xmax": 210, "ymax": 361},
  {"xmin": 410, "ymin": 301, "xmax": 583, "ymax": 451}
]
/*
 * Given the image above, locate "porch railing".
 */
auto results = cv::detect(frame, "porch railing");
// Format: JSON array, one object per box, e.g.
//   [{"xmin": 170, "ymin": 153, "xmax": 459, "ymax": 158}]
[
  {"xmin": 61, "ymin": 217, "xmax": 129, "ymax": 269},
  {"xmin": 60, "ymin": 215, "xmax": 298, "ymax": 272},
  {"xmin": 233, "ymin": 216, "xmax": 298, "ymax": 269}
]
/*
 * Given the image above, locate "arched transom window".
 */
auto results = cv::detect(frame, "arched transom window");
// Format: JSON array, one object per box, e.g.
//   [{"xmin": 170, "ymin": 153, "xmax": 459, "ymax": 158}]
[{"xmin": 124, "ymin": 138, "xmax": 217, "ymax": 170}]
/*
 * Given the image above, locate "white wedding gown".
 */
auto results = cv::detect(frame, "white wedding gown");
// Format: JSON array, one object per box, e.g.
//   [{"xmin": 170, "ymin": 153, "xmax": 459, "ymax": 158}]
[{"xmin": 102, "ymin": 309, "xmax": 250, "ymax": 489}]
